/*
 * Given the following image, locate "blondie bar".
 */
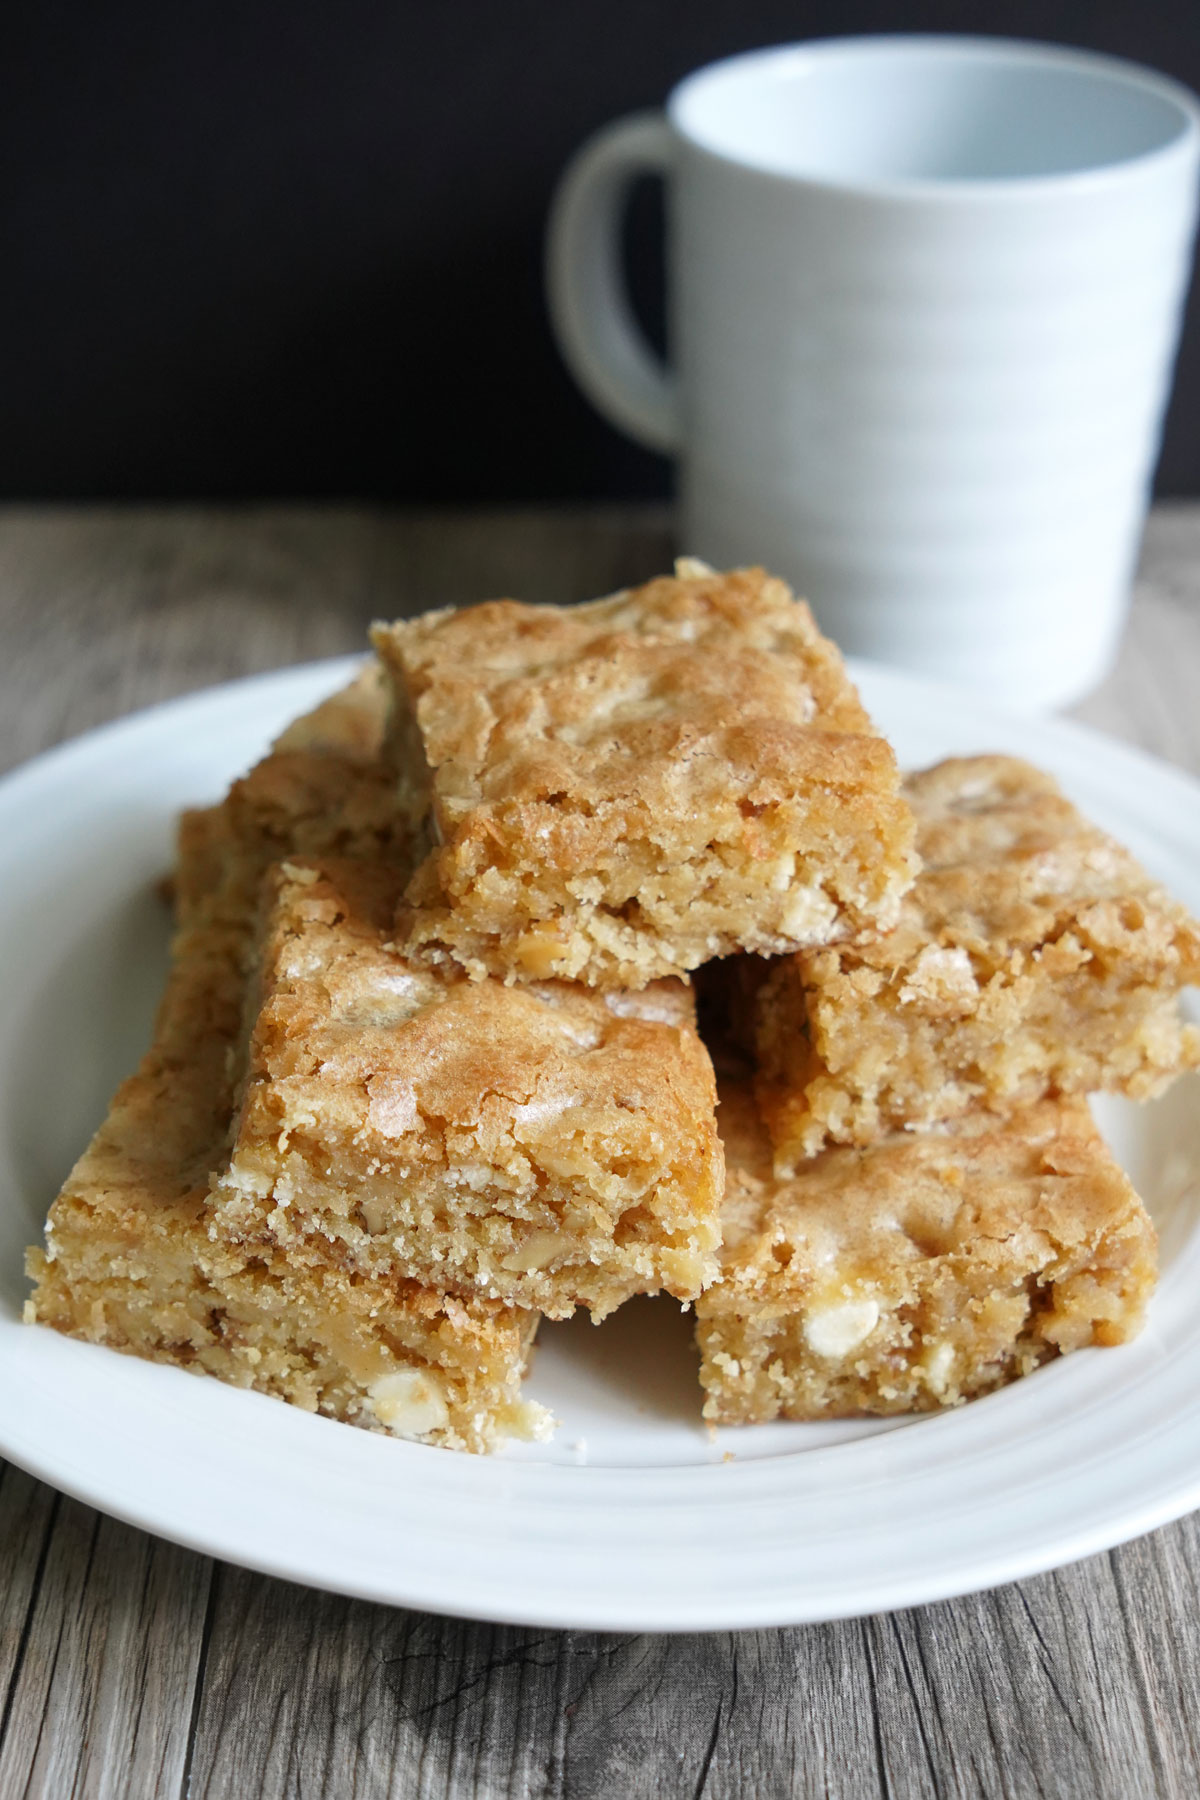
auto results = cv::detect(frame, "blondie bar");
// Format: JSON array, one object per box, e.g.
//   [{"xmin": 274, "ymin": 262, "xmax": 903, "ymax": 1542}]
[
  {"xmin": 213, "ymin": 855, "xmax": 723, "ymax": 1319},
  {"xmin": 695, "ymin": 1084, "xmax": 1157, "ymax": 1425},
  {"xmin": 175, "ymin": 660, "xmax": 406, "ymax": 936},
  {"xmin": 371, "ymin": 562, "xmax": 916, "ymax": 988},
  {"xmin": 756, "ymin": 755, "xmax": 1200, "ymax": 1166},
  {"xmin": 26, "ymin": 676, "xmax": 548, "ymax": 1451}
]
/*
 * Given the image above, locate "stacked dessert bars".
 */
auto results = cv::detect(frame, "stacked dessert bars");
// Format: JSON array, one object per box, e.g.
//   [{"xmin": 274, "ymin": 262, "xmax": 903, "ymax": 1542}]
[
  {"xmin": 26, "ymin": 666, "xmax": 553, "ymax": 1451},
  {"xmin": 696, "ymin": 753, "xmax": 1199, "ymax": 1423},
  {"xmin": 26, "ymin": 564, "xmax": 1200, "ymax": 1449}
]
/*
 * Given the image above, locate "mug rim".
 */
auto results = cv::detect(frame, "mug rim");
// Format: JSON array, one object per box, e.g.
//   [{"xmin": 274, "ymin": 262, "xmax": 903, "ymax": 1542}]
[{"xmin": 667, "ymin": 34, "xmax": 1200, "ymax": 201}]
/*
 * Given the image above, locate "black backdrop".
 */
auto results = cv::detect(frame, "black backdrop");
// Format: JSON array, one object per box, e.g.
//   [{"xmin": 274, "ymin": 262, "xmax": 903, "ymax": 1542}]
[{"xmin": 4, "ymin": 1, "xmax": 1200, "ymax": 501}]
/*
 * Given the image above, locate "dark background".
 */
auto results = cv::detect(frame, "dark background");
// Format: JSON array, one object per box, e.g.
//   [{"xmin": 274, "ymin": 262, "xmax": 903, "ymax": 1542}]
[{"xmin": 4, "ymin": 1, "xmax": 1200, "ymax": 502}]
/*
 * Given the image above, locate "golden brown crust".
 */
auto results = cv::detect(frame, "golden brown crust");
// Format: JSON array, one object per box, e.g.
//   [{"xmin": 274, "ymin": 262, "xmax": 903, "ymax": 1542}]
[
  {"xmin": 372, "ymin": 564, "xmax": 916, "ymax": 987},
  {"xmin": 756, "ymin": 755, "xmax": 1200, "ymax": 1163},
  {"xmin": 269, "ymin": 659, "xmax": 390, "ymax": 758},
  {"xmin": 696, "ymin": 1082, "xmax": 1157, "ymax": 1424},
  {"xmin": 26, "ymin": 677, "xmax": 546, "ymax": 1453},
  {"xmin": 215, "ymin": 856, "xmax": 724, "ymax": 1319},
  {"xmin": 24, "ymin": 930, "xmax": 541, "ymax": 1453}
]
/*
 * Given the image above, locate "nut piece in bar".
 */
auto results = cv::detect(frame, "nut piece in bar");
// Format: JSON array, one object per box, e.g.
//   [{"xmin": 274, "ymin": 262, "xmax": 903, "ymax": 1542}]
[
  {"xmin": 371, "ymin": 562, "xmax": 916, "ymax": 989},
  {"xmin": 25, "ymin": 677, "xmax": 549, "ymax": 1454},
  {"xmin": 695, "ymin": 1084, "xmax": 1157, "ymax": 1427},
  {"xmin": 213, "ymin": 855, "xmax": 724, "ymax": 1321},
  {"xmin": 756, "ymin": 755, "xmax": 1200, "ymax": 1168}
]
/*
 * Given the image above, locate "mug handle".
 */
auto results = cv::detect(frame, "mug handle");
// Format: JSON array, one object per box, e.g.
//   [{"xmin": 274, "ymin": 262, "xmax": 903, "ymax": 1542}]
[{"xmin": 545, "ymin": 113, "xmax": 681, "ymax": 454}]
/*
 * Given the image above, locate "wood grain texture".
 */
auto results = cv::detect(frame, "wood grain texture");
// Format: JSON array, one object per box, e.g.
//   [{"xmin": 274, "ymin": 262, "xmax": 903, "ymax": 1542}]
[
  {"xmin": 0, "ymin": 504, "xmax": 676, "ymax": 774},
  {"xmin": 1, "ymin": 503, "xmax": 1198, "ymax": 1800},
  {"xmin": 0, "ymin": 1486, "xmax": 212, "ymax": 1800}
]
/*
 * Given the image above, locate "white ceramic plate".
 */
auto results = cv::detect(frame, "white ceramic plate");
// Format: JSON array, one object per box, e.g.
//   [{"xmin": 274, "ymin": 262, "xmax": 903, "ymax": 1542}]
[{"xmin": 1, "ymin": 656, "xmax": 1198, "ymax": 1632}]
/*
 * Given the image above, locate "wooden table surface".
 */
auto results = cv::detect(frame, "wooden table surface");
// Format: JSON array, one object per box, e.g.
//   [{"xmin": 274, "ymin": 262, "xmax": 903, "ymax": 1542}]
[{"xmin": 1, "ymin": 503, "xmax": 1199, "ymax": 1799}]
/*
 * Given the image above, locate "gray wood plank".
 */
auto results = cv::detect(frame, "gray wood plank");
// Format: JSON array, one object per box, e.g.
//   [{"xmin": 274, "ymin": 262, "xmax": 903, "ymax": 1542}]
[
  {"xmin": 1071, "ymin": 502, "xmax": 1200, "ymax": 777},
  {"xmin": 178, "ymin": 1548, "xmax": 1200, "ymax": 1800},
  {"xmin": 0, "ymin": 503, "xmax": 674, "ymax": 773},
  {"xmin": 1107, "ymin": 1524, "xmax": 1200, "ymax": 1796},
  {"xmin": 185, "ymin": 1579, "xmax": 893, "ymax": 1800},
  {"xmin": 0, "ymin": 502, "xmax": 1198, "ymax": 1800},
  {"xmin": 0, "ymin": 1497, "xmax": 212, "ymax": 1799},
  {"xmin": 863, "ymin": 1564, "xmax": 1155, "ymax": 1800},
  {"xmin": 0, "ymin": 1465, "xmax": 60, "ymax": 1736}
]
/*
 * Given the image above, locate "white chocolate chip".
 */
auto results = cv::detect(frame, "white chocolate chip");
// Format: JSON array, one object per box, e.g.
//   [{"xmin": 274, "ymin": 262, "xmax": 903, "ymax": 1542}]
[
  {"xmin": 511, "ymin": 1094, "xmax": 577, "ymax": 1128},
  {"xmin": 368, "ymin": 1368, "xmax": 450, "ymax": 1438},
  {"xmin": 339, "ymin": 969, "xmax": 435, "ymax": 1030},
  {"xmin": 779, "ymin": 883, "xmax": 838, "ymax": 944},
  {"xmin": 512, "ymin": 1402, "xmax": 557, "ymax": 1443},
  {"xmin": 803, "ymin": 1298, "xmax": 880, "ymax": 1359},
  {"xmin": 898, "ymin": 945, "xmax": 977, "ymax": 1009},
  {"xmin": 922, "ymin": 1341, "xmax": 956, "ymax": 1396},
  {"xmin": 766, "ymin": 854, "xmax": 796, "ymax": 893}
]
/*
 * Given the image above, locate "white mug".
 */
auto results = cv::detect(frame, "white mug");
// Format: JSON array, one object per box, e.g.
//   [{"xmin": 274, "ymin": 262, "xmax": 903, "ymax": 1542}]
[{"xmin": 546, "ymin": 37, "xmax": 1200, "ymax": 710}]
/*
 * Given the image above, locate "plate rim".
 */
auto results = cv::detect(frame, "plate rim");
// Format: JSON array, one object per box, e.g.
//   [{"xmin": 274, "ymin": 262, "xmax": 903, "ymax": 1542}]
[{"xmin": 2, "ymin": 652, "xmax": 1199, "ymax": 1631}]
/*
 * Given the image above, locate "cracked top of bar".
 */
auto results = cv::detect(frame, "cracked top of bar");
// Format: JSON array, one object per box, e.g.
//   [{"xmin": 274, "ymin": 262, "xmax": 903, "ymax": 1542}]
[
  {"xmin": 696, "ymin": 1082, "xmax": 1157, "ymax": 1423},
  {"xmin": 26, "ymin": 672, "xmax": 548, "ymax": 1453},
  {"xmin": 214, "ymin": 856, "xmax": 724, "ymax": 1320},
  {"xmin": 370, "ymin": 562, "xmax": 916, "ymax": 988},
  {"xmin": 756, "ymin": 754, "xmax": 1200, "ymax": 1163}
]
